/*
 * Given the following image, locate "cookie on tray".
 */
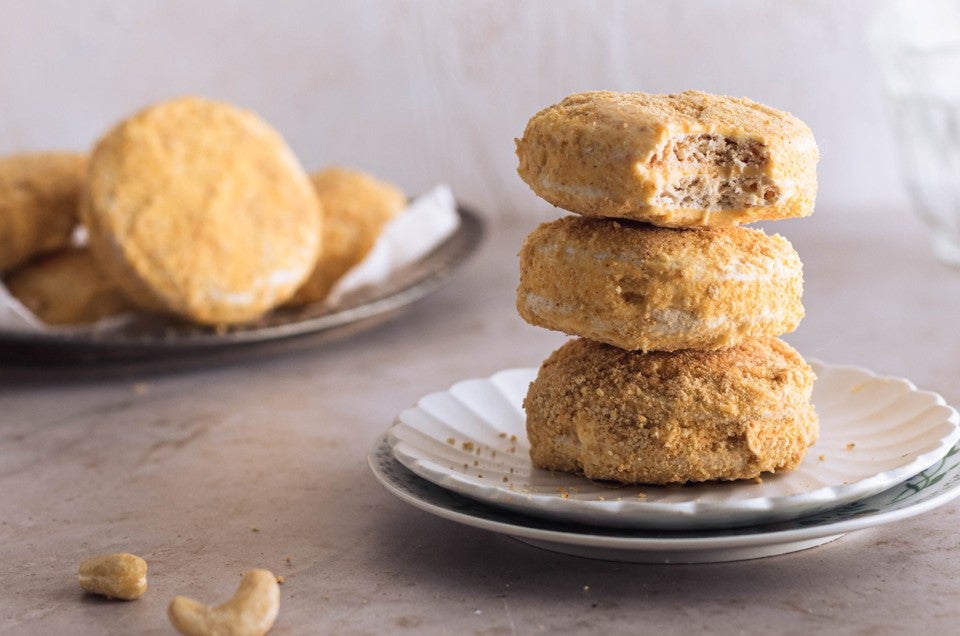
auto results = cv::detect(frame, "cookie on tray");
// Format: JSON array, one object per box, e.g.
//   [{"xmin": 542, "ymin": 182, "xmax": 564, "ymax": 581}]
[
  {"xmin": 82, "ymin": 97, "xmax": 322, "ymax": 325},
  {"xmin": 288, "ymin": 167, "xmax": 406, "ymax": 305},
  {"xmin": 5, "ymin": 248, "xmax": 132, "ymax": 325},
  {"xmin": 523, "ymin": 337, "xmax": 818, "ymax": 485},
  {"xmin": 517, "ymin": 216, "xmax": 804, "ymax": 352},
  {"xmin": 0, "ymin": 152, "xmax": 86, "ymax": 273},
  {"xmin": 516, "ymin": 90, "xmax": 818, "ymax": 227}
]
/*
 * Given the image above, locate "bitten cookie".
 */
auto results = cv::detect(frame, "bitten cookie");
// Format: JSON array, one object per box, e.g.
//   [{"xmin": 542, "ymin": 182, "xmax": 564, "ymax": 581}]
[
  {"xmin": 0, "ymin": 152, "xmax": 86, "ymax": 273},
  {"xmin": 5, "ymin": 248, "xmax": 132, "ymax": 325},
  {"xmin": 523, "ymin": 337, "xmax": 818, "ymax": 485},
  {"xmin": 82, "ymin": 96, "xmax": 322, "ymax": 325},
  {"xmin": 516, "ymin": 90, "xmax": 818, "ymax": 227},
  {"xmin": 517, "ymin": 216, "xmax": 803, "ymax": 352},
  {"xmin": 288, "ymin": 166, "xmax": 406, "ymax": 305}
]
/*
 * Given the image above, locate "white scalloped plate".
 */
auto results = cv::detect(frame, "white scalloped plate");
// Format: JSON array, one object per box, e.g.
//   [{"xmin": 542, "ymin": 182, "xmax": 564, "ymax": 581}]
[{"xmin": 387, "ymin": 361, "xmax": 960, "ymax": 530}]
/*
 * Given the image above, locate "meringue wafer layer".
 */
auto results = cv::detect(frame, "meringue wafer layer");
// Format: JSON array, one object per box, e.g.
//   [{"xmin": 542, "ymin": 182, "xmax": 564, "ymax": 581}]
[
  {"xmin": 517, "ymin": 215, "xmax": 803, "ymax": 352},
  {"xmin": 524, "ymin": 336, "xmax": 818, "ymax": 485},
  {"xmin": 515, "ymin": 90, "xmax": 819, "ymax": 227}
]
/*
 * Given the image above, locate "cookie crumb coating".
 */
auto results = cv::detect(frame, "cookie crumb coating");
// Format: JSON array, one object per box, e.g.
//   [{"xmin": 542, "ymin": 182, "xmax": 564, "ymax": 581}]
[
  {"xmin": 288, "ymin": 166, "xmax": 406, "ymax": 305},
  {"xmin": 523, "ymin": 337, "xmax": 818, "ymax": 485},
  {"xmin": 516, "ymin": 90, "xmax": 818, "ymax": 227},
  {"xmin": 82, "ymin": 96, "xmax": 322, "ymax": 325},
  {"xmin": 5, "ymin": 248, "xmax": 131, "ymax": 325},
  {"xmin": 517, "ymin": 216, "xmax": 804, "ymax": 351},
  {"xmin": 0, "ymin": 152, "xmax": 86, "ymax": 273}
]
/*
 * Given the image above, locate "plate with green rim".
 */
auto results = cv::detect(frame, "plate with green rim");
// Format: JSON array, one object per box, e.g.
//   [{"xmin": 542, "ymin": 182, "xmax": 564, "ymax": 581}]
[{"xmin": 370, "ymin": 433, "xmax": 960, "ymax": 563}]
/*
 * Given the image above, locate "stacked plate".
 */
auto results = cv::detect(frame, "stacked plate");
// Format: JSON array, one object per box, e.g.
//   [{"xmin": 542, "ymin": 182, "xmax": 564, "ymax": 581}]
[{"xmin": 369, "ymin": 361, "xmax": 960, "ymax": 563}]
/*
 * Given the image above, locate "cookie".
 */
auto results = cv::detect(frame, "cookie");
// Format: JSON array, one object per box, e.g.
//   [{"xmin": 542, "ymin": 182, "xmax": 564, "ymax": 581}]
[
  {"xmin": 5, "ymin": 248, "xmax": 132, "ymax": 325},
  {"xmin": 516, "ymin": 91, "xmax": 818, "ymax": 227},
  {"xmin": 82, "ymin": 97, "xmax": 322, "ymax": 325},
  {"xmin": 523, "ymin": 337, "xmax": 818, "ymax": 485},
  {"xmin": 288, "ymin": 167, "xmax": 406, "ymax": 305},
  {"xmin": 517, "ymin": 216, "xmax": 804, "ymax": 351},
  {"xmin": 0, "ymin": 152, "xmax": 86, "ymax": 273}
]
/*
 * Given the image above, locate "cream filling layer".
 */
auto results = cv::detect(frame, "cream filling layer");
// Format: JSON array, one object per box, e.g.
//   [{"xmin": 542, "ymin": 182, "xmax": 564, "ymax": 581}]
[{"xmin": 524, "ymin": 292, "xmax": 782, "ymax": 338}]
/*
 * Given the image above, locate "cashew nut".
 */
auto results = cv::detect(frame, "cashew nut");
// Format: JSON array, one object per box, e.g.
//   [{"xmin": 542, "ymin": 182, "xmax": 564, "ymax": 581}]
[
  {"xmin": 77, "ymin": 553, "xmax": 148, "ymax": 600},
  {"xmin": 168, "ymin": 568, "xmax": 280, "ymax": 636}
]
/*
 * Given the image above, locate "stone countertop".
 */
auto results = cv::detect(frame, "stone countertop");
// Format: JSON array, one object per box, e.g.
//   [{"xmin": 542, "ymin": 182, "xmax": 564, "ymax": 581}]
[{"xmin": 2, "ymin": 210, "xmax": 959, "ymax": 635}]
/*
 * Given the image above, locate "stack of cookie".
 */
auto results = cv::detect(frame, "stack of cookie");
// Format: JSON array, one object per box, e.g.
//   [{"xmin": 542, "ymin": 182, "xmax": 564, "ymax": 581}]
[{"xmin": 514, "ymin": 91, "xmax": 820, "ymax": 485}]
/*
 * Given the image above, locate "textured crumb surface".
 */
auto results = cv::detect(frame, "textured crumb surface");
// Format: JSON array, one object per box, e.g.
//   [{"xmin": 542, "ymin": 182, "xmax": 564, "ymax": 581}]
[
  {"xmin": 523, "ymin": 337, "xmax": 818, "ymax": 485},
  {"xmin": 517, "ymin": 216, "xmax": 804, "ymax": 351},
  {"xmin": 5, "ymin": 248, "xmax": 132, "ymax": 325},
  {"xmin": 0, "ymin": 152, "xmax": 86, "ymax": 273},
  {"xmin": 82, "ymin": 96, "xmax": 322, "ymax": 325},
  {"xmin": 516, "ymin": 90, "xmax": 818, "ymax": 226},
  {"xmin": 288, "ymin": 166, "xmax": 406, "ymax": 305}
]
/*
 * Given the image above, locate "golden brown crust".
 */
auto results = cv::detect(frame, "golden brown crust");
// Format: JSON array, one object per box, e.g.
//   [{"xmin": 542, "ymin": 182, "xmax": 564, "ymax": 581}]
[
  {"xmin": 517, "ymin": 216, "xmax": 804, "ymax": 351},
  {"xmin": 523, "ymin": 337, "xmax": 818, "ymax": 484},
  {"xmin": 0, "ymin": 152, "xmax": 86, "ymax": 273},
  {"xmin": 82, "ymin": 96, "xmax": 322, "ymax": 325},
  {"xmin": 288, "ymin": 167, "xmax": 406, "ymax": 305},
  {"xmin": 516, "ymin": 91, "xmax": 818, "ymax": 226},
  {"xmin": 5, "ymin": 248, "xmax": 132, "ymax": 325}
]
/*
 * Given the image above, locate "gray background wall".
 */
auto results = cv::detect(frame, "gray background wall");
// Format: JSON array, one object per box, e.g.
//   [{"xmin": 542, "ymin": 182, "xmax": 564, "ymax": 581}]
[{"xmin": 0, "ymin": 1, "xmax": 904, "ymax": 220}]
